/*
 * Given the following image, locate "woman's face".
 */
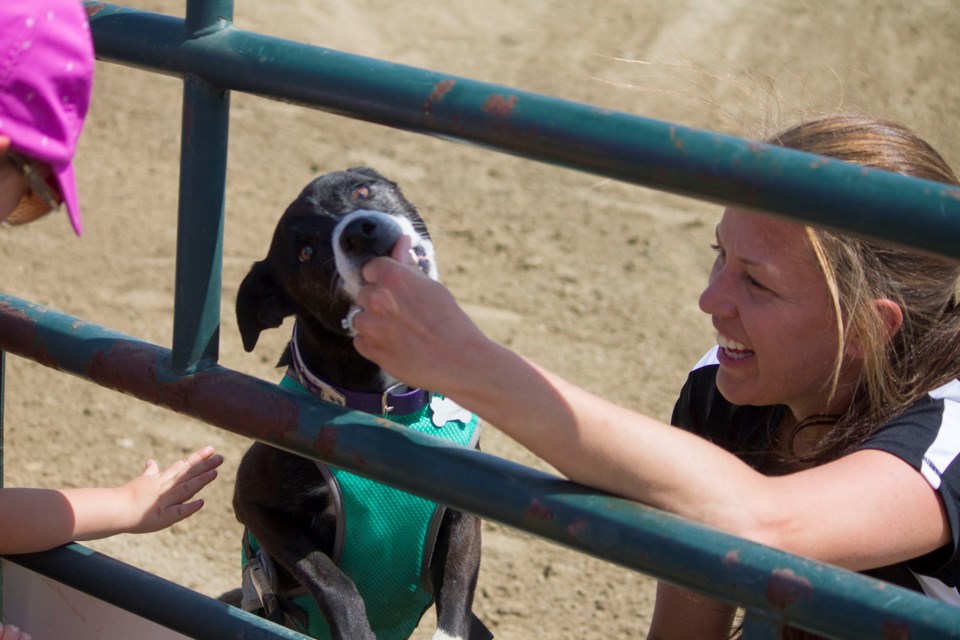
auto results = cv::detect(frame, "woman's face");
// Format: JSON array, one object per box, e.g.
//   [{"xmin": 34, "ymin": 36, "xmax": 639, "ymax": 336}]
[{"xmin": 699, "ymin": 209, "xmax": 861, "ymax": 420}]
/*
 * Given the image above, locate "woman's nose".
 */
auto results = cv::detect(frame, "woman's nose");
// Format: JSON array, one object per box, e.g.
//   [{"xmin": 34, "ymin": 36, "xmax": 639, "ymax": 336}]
[{"xmin": 699, "ymin": 269, "xmax": 736, "ymax": 317}]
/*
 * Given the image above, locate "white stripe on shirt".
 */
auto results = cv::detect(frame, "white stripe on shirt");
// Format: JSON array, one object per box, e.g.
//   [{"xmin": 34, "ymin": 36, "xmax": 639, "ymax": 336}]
[
  {"xmin": 694, "ymin": 346, "xmax": 720, "ymax": 370},
  {"xmin": 922, "ymin": 380, "xmax": 960, "ymax": 490},
  {"xmin": 913, "ymin": 571, "xmax": 960, "ymax": 607}
]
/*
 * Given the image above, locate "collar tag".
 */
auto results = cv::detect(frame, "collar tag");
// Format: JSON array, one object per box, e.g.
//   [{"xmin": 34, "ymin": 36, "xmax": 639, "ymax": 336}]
[
  {"xmin": 429, "ymin": 396, "xmax": 473, "ymax": 427},
  {"xmin": 310, "ymin": 377, "xmax": 347, "ymax": 406}
]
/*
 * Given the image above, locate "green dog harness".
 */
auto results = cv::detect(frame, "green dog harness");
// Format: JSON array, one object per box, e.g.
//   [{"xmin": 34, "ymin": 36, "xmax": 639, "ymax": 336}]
[{"xmin": 241, "ymin": 373, "xmax": 480, "ymax": 640}]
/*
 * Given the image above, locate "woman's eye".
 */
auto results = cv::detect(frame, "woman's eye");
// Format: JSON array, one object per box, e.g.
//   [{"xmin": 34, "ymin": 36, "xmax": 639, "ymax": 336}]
[
  {"xmin": 298, "ymin": 246, "xmax": 314, "ymax": 263},
  {"xmin": 746, "ymin": 274, "xmax": 770, "ymax": 292},
  {"xmin": 352, "ymin": 186, "xmax": 370, "ymax": 201}
]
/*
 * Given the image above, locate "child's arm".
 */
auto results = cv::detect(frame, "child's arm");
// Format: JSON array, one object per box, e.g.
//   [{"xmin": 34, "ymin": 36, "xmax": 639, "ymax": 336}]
[{"xmin": 0, "ymin": 446, "xmax": 222, "ymax": 554}]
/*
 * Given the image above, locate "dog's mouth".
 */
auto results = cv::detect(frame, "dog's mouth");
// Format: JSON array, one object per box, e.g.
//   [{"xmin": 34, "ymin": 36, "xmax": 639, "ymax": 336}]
[
  {"xmin": 348, "ymin": 239, "xmax": 431, "ymax": 294},
  {"xmin": 405, "ymin": 244, "xmax": 432, "ymax": 275},
  {"xmin": 351, "ymin": 235, "xmax": 432, "ymax": 284},
  {"xmin": 333, "ymin": 210, "xmax": 438, "ymax": 303}
]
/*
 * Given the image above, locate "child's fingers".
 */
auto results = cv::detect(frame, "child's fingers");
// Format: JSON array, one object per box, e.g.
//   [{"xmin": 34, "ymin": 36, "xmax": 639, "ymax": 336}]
[
  {"xmin": 162, "ymin": 447, "xmax": 220, "ymax": 480},
  {"xmin": 171, "ymin": 468, "xmax": 219, "ymax": 503},
  {"xmin": 167, "ymin": 498, "xmax": 205, "ymax": 525}
]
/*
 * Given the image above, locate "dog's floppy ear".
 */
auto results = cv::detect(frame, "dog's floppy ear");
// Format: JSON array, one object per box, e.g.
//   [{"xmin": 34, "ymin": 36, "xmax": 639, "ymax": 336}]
[{"xmin": 236, "ymin": 261, "xmax": 295, "ymax": 352}]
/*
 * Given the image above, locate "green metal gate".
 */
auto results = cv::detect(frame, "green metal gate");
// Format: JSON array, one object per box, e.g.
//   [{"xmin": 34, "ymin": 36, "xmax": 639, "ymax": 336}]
[{"xmin": 2, "ymin": 2, "xmax": 960, "ymax": 638}]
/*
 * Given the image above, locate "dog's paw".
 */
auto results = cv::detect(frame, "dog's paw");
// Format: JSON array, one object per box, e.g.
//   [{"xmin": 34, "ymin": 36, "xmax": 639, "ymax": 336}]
[{"xmin": 430, "ymin": 396, "xmax": 473, "ymax": 427}]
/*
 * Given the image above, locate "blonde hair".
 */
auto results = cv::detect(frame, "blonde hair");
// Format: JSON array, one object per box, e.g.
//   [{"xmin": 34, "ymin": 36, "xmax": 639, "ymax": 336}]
[{"xmin": 768, "ymin": 114, "xmax": 960, "ymax": 462}]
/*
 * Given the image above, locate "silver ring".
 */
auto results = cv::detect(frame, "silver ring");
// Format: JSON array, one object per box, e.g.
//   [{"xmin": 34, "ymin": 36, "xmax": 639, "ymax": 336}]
[{"xmin": 341, "ymin": 305, "xmax": 363, "ymax": 336}]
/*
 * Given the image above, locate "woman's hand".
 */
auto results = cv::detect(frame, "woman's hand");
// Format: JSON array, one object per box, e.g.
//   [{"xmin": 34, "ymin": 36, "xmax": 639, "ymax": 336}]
[{"xmin": 353, "ymin": 237, "xmax": 487, "ymax": 396}]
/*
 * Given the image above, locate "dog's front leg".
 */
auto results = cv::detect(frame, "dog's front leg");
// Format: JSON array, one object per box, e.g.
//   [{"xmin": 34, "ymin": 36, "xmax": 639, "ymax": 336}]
[
  {"xmin": 430, "ymin": 510, "xmax": 492, "ymax": 640},
  {"xmin": 291, "ymin": 551, "xmax": 377, "ymax": 640},
  {"xmin": 246, "ymin": 513, "xmax": 376, "ymax": 640}
]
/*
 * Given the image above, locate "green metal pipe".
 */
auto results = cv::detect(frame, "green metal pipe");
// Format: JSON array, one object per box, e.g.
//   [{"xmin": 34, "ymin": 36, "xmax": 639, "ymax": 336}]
[
  {"xmin": 83, "ymin": 2, "xmax": 960, "ymax": 261},
  {"xmin": 2, "ymin": 293, "xmax": 959, "ymax": 639},
  {"xmin": 4, "ymin": 543, "xmax": 305, "ymax": 639},
  {"xmin": 742, "ymin": 609, "xmax": 785, "ymax": 640},
  {"xmin": 184, "ymin": 0, "xmax": 232, "ymax": 36},
  {"xmin": 171, "ymin": 73, "xmax": 229, "ymax": 373},
  {"xmin": 169, "ymin": 1, "xmax": 233, "ymax": 373}
]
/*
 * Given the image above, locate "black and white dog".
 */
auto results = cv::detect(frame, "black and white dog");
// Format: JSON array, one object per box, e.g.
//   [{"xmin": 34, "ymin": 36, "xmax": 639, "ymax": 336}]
[{"xmin": 228, "ymin": 167, "xmax": 490, "ymax": 640}]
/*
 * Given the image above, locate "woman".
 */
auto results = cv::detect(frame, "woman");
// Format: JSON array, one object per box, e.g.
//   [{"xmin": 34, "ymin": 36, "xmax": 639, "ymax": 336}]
[
  {"xmin": 1, "ymin": 3, "xmax": 221, "ymax": 638},
  {"xmin": 350, "ymin": 114, "xmax": 960, "ymax": 638}
]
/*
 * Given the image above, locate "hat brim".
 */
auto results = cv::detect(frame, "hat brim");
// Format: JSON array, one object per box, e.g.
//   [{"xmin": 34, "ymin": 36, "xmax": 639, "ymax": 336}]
[{"xmin": 52, "ymin": 162, "xmax": 82, "ymax": 236}]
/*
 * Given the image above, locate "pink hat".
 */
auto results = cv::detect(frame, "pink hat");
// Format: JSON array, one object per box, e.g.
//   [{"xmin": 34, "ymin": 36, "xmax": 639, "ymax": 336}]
[{"xmin": 0, "ymin": 0, "xmax": 95, "ymax": 236}]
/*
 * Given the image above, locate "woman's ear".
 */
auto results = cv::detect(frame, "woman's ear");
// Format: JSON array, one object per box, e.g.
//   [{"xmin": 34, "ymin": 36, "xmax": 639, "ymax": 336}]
[
  {"xmin": 874, "ymin": 298, "xmax": 904, "ymax": 342},
  {"xmin": 845, "ymin": 298, "xmax": 903, "ymax": 360}
]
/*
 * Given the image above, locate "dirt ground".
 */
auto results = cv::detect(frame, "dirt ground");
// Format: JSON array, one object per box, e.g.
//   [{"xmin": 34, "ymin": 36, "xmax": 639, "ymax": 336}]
[{"xmin": 2, "ymin": 1, "xmax": 959, "ymax": 638}]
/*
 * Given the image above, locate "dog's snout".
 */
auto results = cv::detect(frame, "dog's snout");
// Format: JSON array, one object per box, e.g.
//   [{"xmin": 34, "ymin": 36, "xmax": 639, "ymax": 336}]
[
  {"xmin": 332, "ymin": 208, "xmax": 435, "ymax": 300},
  {"xmin": 339, "ymin": 214, "xmax": 401, "ymax": 259}
]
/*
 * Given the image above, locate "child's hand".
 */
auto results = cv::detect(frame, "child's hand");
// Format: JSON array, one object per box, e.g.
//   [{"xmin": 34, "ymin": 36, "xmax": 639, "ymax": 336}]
[
  {"xmin": 118, "ymin": 446, "xmax": 223, "ymax": 533},
  {"xmin": 0, "ymin": 623, "xmax": 32, "ymax": 640}
]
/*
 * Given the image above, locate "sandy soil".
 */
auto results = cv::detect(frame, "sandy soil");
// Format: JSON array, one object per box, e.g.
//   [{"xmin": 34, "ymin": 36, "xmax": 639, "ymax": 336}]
[{"xmin": 3, "ymin": 1, "xmax": 959, "ymax": 638}]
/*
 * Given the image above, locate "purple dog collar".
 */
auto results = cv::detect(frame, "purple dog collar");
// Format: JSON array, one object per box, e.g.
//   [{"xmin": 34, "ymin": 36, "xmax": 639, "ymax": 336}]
[{"xmin": 289, "ymin": 324, "xmax": 430, "ymax": 416}]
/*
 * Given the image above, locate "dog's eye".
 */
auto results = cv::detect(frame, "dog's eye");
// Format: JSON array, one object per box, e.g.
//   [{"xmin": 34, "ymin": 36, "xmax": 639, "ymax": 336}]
[
  {"xmin": 298, "ymin": 246, "xmax": 314, "ymax": 263},
  {"xmin": 352, "ymin": 186, "xmax": 370, "ymax": 201}
]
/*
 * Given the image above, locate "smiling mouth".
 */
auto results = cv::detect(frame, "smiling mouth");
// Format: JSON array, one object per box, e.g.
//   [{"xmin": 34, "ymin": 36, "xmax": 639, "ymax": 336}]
[{"xmin": 718, "ymin": 333, "xmax": 753, "ymax": 360}]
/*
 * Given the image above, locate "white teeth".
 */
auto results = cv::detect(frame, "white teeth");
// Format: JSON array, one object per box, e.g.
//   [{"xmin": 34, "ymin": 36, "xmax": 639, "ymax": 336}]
[{"xmin": 718, "ymin": 334, "xmax": 748, "ymax": 351}]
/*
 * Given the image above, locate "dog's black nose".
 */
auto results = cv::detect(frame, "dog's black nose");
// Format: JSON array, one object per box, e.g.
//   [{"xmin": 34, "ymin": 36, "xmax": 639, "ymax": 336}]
[{"xmin": 339, "ymin": 213, "xmax": 402, "ymax": 258}]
